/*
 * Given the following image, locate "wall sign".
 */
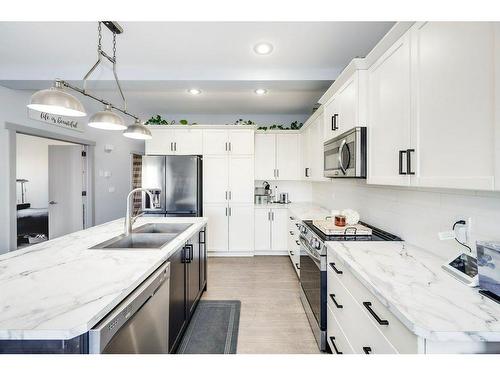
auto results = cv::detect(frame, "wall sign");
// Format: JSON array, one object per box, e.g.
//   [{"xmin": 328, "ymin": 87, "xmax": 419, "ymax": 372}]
[{"xmin": 27, "ymin": 109, "xmax": 85, "ymax": 133}]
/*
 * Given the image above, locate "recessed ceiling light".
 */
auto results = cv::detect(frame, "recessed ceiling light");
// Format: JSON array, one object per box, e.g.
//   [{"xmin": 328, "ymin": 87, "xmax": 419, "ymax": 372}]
[
  {"xmin": 253, "ymin": 42, "xmax": 273, "ymax": 55},
  {"xmin": 188, "ymin": 88, "xmax": 202, "ymax": 95},
  {"xmin": 254, "ymin": 88, "xmax": 268, "ymax": 95}
]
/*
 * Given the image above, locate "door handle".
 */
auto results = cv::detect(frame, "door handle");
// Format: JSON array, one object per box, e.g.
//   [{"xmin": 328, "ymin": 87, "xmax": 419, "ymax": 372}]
[
  {"xmin": 174, "ymin": 142, "xmax": 177, "ymax": 152},
  {"xmin": 229, "ymin": 207, "xmax": 232, "ymax": 216},
  {"xmin": 229, "ymin": 142, "xmax": 232, "ymax": 152},
  {"xmin": 49, "ymin": 201, "xmax": 58, "ymax": 205},
  {"xmin": 228, "ymin": 191, "xmax": 231, "ymax": 200},
  {"xmin": 329, "ymin": 293, "xmax": 343, "ymax": 309},
  {"xmin": 363, "ymin": 347, "xmax": 372, "ymax": 354},
  {"xmin": 225, "ymin": 207, "xmax": 228, "ymax": 216},
  {"xmin": 225, "ymin": 142, "xmax": 228, "ymax": 151},
  {"xmin": 363, "ymin": 302, "xmax": 389, "ymax": 326},
  {"xmin": 305, "ymin": 167, "xmax": 310, "ymax": 177},
  {"xmin": 329, "ymin": 336, "xmax": 343, "ymax": 354},
  {"xmin": 332, "ymin": 114, "xmax": 339, "ymax": 131},
  {"xmin": 329, "ymin": 262, "xmax": 343, "ymax": 274},
  {"xmin": 271, "ymin": 211, "xmax": 274, "ymax": 221},
  {"xmin": 406, "ymin": 149, "xmax": 415, "ymax": 175},
  {"xmin": 295, "ymin": 240, "xmax": 300, "ymax": 246},
  {"xmin": 295, "ymin": 263, "xmax": 300, "ymax": 270},
  {"xmin": 225, "ymin": 191, "xmax": 228, "ymax": 200},
  {"xmin": 398, "ymin": 150, "xmax": 407, "ymax": 175}
]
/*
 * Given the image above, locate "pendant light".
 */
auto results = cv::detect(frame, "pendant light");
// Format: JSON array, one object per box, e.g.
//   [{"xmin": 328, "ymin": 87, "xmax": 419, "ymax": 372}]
[
  {"xmin": 123, "ymin": 119, "xmax": 152, "ymax": 140},
  {"xmin": 88, "ymin": 104, "xmax": 126, "ymax": 130},
  {"xmin": 28, "ymin": 80, "xmax": 86, "ymax": 117}
]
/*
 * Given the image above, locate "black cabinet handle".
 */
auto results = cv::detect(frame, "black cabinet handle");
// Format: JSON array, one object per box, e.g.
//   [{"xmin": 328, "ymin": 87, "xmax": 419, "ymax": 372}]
[
  {"xmin": 183, "ymin": 244, "xmax": 193, "ymax": 263},
  {"xmin": 295, "ymin": 263, "xmax": 300, "ymax": 270},
  {"xmin": 363, "ymin": 347, "xmax": 372, "ymax": 354},
  {"xmin": 406, "ymin": 149, "xmax": 415, "ymax": 175},
  {"xmin": 329, "ymin": 293, "xmax": 343, "ymax": 308},
  {"xmin": 331, "ymin": 114, "xmax": 339, "ymax": 131},
  {"xmin": 290, "ymin": 231, "xmax": 294, "ymax": 235},
  {"xmin": 329, "ymin": 262, "xmax": 343, "ymax": 274},
  {"xmin": 398, "ymin": 150, "xmax": 407, "ymax": 175},
  {"xmin": 363, "ymin": 302, "xmax": 389, "ymax": 326},
  {"xmin": 329, "ymin": 336, "xmax": 343, "ymax": 354},
  {"xmin": 295, "ymin": 240, "xmax": 300, "ymax": 246},
  {"xmin": 305, "ymin": 167, "xmax": 310, "ymax": 177},
  {"xmin": 290, "ymin": 251, "xmax": 294, "ymax": 256}
]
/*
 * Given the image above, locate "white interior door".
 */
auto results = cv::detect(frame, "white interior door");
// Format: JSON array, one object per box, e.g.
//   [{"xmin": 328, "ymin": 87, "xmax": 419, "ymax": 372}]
[
  {"xmin": 202, "ymin": 155, "xmax": 228, "ymax": 203},
  {"xmin": 276, "ymin": 134, "xmax": 300, "ymax": 180},
  {"xmin": 228, "ymin": 204, "xmax": 254, "ymax": 252},
  {"xmin": 48, "ymin": 145, "xmax": 83, "ymax": 239},
  {"xmin": 228, "ymin": 156, "xmax": 254, "ymax": 203}
]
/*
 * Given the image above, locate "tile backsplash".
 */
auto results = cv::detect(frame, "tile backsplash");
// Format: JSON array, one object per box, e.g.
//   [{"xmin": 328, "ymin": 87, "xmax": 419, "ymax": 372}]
[{"xmin": 312, "ymin": 180, "xmax": 500, "ymax": 260}]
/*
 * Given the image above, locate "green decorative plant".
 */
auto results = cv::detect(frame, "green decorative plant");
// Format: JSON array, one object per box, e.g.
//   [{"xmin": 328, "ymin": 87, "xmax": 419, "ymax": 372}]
[
  {"xmin": 290, "ymin": 121, "xmax": 303, "ymax": 130},
  {"xmin": 233, "ymin": 119, "xmax": 256, "ymax": 126},
  {"xmin": 145, "ymin": 115, "xmax": 197, "ymax": 125}
]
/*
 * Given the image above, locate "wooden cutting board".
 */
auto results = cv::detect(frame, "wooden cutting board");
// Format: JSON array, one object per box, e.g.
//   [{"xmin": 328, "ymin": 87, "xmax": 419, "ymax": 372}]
[{"xmin": 312, "ymin": 219, "xmax": 372, "ymax": 236}]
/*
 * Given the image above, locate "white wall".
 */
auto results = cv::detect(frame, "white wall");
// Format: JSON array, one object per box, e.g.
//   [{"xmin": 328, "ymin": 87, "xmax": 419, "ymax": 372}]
[
  {"xmin": 312, "ymin": 180, "xmax": 500, "ymax": 260},
  {"xmin": 255, "ymin": 180, "xmax": 312, "ymax": 203},
  {"xmin": 0, "ymin": 85, "xmax": 145, "ymax": 253},
  {"xmin": 16, "ymin": 134, "xmax": 74, "ymax": 207}
]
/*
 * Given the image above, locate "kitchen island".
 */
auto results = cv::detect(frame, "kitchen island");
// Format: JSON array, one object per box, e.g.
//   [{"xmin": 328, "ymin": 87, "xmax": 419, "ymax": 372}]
[{"xmin": 0, "ymin": 216, "xmax": 207, "ymax": 353}]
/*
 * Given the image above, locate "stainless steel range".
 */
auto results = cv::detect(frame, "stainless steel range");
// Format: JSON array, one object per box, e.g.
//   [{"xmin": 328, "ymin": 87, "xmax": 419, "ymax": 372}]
[{"xmin": 298, "ymin": 220, "xmax": 402, "ymax": 351}]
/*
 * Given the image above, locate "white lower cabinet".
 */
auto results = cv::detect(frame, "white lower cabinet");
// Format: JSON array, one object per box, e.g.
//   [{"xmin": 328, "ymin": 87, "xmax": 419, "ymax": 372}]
[
  {"xmin": 254, "ymin": 207, "xmax": 288, "ymax": 254},
  {"xmin": 327, "ymin": 246, "xmax": 418, "ymax": 354},
  {"xmin": 204, "ymin": 203, "xmax": 254, "ymax": 254},
  {"xmin": 287, "ymin": 214, "xmax": 301, "ymax": 276}
]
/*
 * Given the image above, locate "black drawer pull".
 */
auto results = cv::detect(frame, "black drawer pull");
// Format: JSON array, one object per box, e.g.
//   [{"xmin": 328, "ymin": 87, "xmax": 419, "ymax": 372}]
[
  {"xmin": 406, "ymin": 149, "xmax": 415, "ymax": 175},
  {"xmin": 290, "ymin": 251, "xmax": 294, "ymax": 256},
  {"xmin": 289, "ymin": 231, "xmax": 294, "ymax": 235},
  {"xmin": 329, "ymin": 336, "xmax": 343, "ymax": 354},
  {"xmin": 295, "ymin": 240, "xmax": 300, "ymax": 246},
  {"xmin": 363, "ymin": 302, "xmax": 389, "ymax": 326},
  {"xmin": 329, "ymin": 262, "xmax": 343, "ymax": 274},
  {"xmin": 295, "ymin": 262, "xmax": 300, "ymax": 270},
  {"xmin": 329, "ymin": 294, "xmax": 343, "ymax": 308},
  {"xmin": 363, "ymin": 347, "xmax": 372, "ymax": 354}
]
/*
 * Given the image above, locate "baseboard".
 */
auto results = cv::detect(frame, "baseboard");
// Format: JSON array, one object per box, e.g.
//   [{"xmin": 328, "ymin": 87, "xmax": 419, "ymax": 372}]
[
  {"xmin": 254, "ymin": 250, "xmax": 289, "ymax": 256},
  {"xmin": 208, "ymin": 251, "xmax": 255, "ymax": 257}
]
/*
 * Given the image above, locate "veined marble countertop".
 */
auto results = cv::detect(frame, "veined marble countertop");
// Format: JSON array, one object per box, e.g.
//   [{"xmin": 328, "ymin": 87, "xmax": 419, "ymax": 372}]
[
  {"xmin": 255, "ymin": 202, "xmax": 330, "ymax": 220},
  {"xmin": 0, "ymin": 216, "xmax": 207, "ymax": 340},
  {"xmin": 326, "ymin": 241, "xmax": 500, "ymax": 342}
]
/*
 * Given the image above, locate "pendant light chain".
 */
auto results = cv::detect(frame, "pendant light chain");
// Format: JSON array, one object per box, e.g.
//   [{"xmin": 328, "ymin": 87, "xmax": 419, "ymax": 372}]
[{"xmin": 113, "ymin": 31, "xmax": 117, "ymax": 61}]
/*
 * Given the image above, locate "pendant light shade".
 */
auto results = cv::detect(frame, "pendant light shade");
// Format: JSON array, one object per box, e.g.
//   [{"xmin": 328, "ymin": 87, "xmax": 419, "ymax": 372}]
[
  {"xmin": 123, "ymin": 119, "xmax": 152, "ymax": 140},
  {"xmin": 88, "ymin": 104, "xmax": 126, "ymax": 130},
  {"xmin": 28, "ymin": 81, "xmax": 86, "ymax": 117}
]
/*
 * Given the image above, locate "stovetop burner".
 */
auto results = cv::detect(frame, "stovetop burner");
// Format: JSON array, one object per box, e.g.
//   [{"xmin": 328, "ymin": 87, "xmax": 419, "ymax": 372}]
[{"xmin": 302, "ymin": 220, "xmax": 402, "ymax": 242}]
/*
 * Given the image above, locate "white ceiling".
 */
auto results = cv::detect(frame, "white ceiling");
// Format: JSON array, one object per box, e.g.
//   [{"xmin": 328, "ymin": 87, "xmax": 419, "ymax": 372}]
[{"xmin": 0, "ymin": 22, "xmax": 394, "ymax": 115}]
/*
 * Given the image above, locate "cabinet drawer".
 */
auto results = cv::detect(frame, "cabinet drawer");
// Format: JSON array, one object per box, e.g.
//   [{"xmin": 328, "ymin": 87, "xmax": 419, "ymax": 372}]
[
  {"xmin": 327, "ymin": 268, "xmax": 397, "ymax": 354},
  {"xmin": 327, "ymin": 303, "xmax": 354, "ymax": 354},
  {"xmin": 327, "ymin": 247, "xmax": 418, "ymax": 353}
]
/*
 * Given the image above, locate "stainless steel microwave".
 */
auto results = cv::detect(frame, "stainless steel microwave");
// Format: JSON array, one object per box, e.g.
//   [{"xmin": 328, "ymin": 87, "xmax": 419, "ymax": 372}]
[{"xmin": 323, "ymin": 127, "xmax": 366, "ymax": 178}]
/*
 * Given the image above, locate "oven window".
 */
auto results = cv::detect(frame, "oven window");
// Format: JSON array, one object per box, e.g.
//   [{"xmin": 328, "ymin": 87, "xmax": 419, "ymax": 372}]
[
  {"xmin": 300, "ymin": 252, "xmax": 321, "ymax": 324},
  {"xmin": 324, "ymin": 147, "xmax": 339, "ymax": 171}
]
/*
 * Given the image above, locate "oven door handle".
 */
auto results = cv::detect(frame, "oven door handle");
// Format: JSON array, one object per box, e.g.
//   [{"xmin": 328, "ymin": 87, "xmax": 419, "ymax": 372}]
[
  {"xmin": 299, "ymin": 237, "xmax": 322, "ymax": 264},
  {"xmin": 338, "ymin": 139, "xmax": 347, "ymax": 175}
]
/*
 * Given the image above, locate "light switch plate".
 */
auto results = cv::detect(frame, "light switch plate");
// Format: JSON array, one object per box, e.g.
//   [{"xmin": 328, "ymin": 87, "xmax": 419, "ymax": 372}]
[{"xmin": 108, "ymin": 187, "xmax": 115, "ymax": 193}]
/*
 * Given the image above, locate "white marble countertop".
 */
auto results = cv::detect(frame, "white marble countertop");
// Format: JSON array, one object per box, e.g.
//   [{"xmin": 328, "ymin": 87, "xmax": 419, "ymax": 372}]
[
  {"xmin": 326, "ymin": 241, "xmax": 500, "ymax": 342},
  {"xmin": 254, "ymin": 202, "xmax": 330, "ymax": 221},
  {"xmin": 0, "ymin": 216, "xmax": 207, "ymax": 340}
]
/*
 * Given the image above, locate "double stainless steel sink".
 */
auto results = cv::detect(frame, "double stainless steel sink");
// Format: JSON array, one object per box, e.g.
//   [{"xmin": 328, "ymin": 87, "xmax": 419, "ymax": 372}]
[{"xmin": 90, "ymin": 223, "xmax": 193, "ymax": 250}]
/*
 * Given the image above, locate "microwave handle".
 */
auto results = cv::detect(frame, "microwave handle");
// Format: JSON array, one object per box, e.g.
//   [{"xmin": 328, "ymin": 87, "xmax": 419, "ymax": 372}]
[{"xmin": 338, "ymin": 139, "xmax": 347, "ymax": 175}]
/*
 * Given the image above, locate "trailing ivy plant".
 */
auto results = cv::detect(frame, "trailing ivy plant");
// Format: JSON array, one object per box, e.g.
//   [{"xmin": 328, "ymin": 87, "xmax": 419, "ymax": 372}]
[{"xmin": 145, "ymin": 115, "xmax": 197, "ymax": 125}]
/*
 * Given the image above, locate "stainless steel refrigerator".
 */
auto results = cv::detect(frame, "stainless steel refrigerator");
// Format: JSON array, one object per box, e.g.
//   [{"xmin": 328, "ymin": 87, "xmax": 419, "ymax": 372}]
[{"xmin": 141, "ymin": 155, "xmax": 202, "ymax": 217}]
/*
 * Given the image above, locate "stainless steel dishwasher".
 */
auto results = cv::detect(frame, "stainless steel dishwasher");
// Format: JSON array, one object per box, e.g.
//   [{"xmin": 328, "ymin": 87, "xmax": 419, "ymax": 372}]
[{"xmin": 89, "ymin": 262, "xmax": 170, "ymax": 354}]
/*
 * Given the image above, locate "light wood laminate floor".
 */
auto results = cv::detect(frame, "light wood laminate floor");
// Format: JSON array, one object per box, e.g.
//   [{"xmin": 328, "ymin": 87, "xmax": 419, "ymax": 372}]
[{"xmin": 202, "ymin": 256, "xmax": 321, "ymax": 354}]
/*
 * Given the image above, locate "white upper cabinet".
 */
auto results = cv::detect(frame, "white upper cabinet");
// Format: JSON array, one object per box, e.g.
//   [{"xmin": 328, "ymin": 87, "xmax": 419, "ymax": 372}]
[
  {"xmin": 276, "ymin": 134, "xmax": 300, "ymax": 180},
  {"xmin": 203, "ymin": 129, "xmax": 254, "ymax": 155},
  {"xmin": 145, "ymin": 128, "xmax": 203, "ymax": 155},
  {"xmin": 309, "ymin": 115, "xmax": 328, "ymax": 181},
  {"xmin": 145, "ymin": 129, "xmax": 175, "ymax": 155},
  {"xmin": 300, "ymin": 124, "xmax": 311, "ymax": 179},
  {"xmin": 173, "ymin": 129, "xmax": 204, "ymax": 155},
  {"xmin": 254, "ymin": 133, "xmax": 301, "ymax": 181},
  {"xmin": 323, "ymin": 71, "xmax": 367, "ymax": 142},
  {"xmin": 229, "ymin": 129, "xmax": 255, "ymax": 155},
  {"xmin": 367, "ymin": 32, "xmax": 412, "ymax": 187},
  {"xmin": 228, "ymin": 156, "xmax": 254, "ymax": 203},
  {"xmin": 254, "ymin": 133, "xmax": 276, "ymax": 180},
  {"xmin": 409, "ymin": 22, "xmax": 496, "ymax": 190}
]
